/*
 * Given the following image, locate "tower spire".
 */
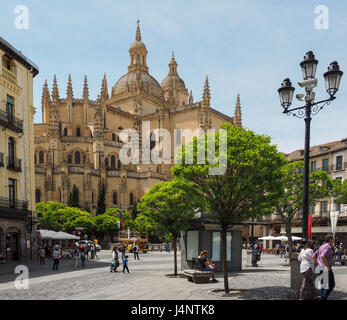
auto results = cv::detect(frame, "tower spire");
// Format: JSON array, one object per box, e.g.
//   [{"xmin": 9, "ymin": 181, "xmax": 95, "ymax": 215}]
[
  {"xmin": 136, "ymin": 19, "xmax": 141, "ymax": 42},
  {"xmin": 66, "ymin": 74, "xmax": 73, "ymax": 100},
  {"xmin": 100, "ymin": 73, "xmax": 109, "ymax": 100},
  {"xmin": 189, "ymin": 90, "xmax": 193, "ymax": 104},
  {"xmin": 234, "ymin": 93, "xmax": 242, "ymax": 127},
  {"xmin": 52, "ymin": 75, "xmax": 59, "ymax": 101},
  {"xmin": 168, "ymin": 51, "xmax": 178, "ymax": 75},
  {"xmin": 202, "ymin": 75, "xmax": 210, "ymax": 106},
  {"xmin": 42, "ymin": 79, "xmax": 50, "ymax": 103},
  {"xmin": 83, "ymin": 75, "xmax": 89, "ymax": 101}
]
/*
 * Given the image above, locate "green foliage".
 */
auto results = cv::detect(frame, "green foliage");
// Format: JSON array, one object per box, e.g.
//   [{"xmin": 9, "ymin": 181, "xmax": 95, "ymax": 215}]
[
  {"xmin": 94, "ymin": 213, "xmax": 119, "ymax": 238},
  {"xmin": 96, "ymin": 182, "xmax": 106, "ymax": 215},
  {"xmin": 335, "ymin": 179, "xmax": 347, "ymax": 205},
  {"xmin": 172, "ymin": 123, "xmax": 286, "ymax": 228},
  {"xmin": 69, "ymin": 184, "xmax": 79, "ymax": 208},
  {"xmin": 137, "ymin": 179, "xmax": 202, "ymax": 239}
]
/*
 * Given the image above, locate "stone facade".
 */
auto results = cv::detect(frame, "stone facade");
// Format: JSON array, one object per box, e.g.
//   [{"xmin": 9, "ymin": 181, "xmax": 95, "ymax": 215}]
[
  {"xmin": 0, "ymin": 37, "xmax": 39, "ymax": 260},
  {"xmin": 34, "ymin": 21, "xmax": 242, "ymax": 214}
]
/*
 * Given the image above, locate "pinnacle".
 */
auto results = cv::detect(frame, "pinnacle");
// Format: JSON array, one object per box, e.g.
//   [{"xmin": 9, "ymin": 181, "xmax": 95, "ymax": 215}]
[
  {"xmin": 66, "ymin": 74, "xmax": 73, "ymax": 100},
  {"xmin": 52, "ymin": 74, "xmax": 59, "ymax": 101}
]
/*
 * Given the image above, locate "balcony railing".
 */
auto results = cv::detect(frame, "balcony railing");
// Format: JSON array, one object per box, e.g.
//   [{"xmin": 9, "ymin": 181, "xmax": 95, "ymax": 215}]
[
  {"xmin": 0, "ymin": 197, "xmax": 28, "ymax": 210},
  {"xmin": 0, "ymin": 152, "xmax": 4, "ymax": 167},
  {"xmin": 7, "ymin": 157, "xmax": 22, "ymax": 172},
  {"xmin": 1, "ymin": 67, "xmax": 17, "ymax": 84},
  {"xmin": 0, "ymin": 109, "xmax": 23, "ymax": 133}
]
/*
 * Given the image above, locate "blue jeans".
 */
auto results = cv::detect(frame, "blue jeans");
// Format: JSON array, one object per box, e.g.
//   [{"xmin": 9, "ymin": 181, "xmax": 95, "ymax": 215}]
[{"xmin": 320, "ymin": 270, "xmax": 335, "ymax": 300}]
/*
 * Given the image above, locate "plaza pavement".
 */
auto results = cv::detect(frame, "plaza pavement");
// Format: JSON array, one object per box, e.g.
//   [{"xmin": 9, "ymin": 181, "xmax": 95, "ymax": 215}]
[{"xmin": 0, "ymin": 249, "xmax": 346, "ymax": 300}]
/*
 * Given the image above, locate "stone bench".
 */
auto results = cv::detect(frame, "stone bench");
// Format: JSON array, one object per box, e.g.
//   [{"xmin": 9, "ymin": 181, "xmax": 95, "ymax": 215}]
[{"xmin": 183, "ymin": 269, "xmax": 212, "ymax": 284}]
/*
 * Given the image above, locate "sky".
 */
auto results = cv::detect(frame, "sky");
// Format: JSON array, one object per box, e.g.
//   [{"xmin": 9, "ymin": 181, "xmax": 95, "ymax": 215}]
[{"xmin": 1, "ymin": 0, "xmax": 346, "ymax": 153}]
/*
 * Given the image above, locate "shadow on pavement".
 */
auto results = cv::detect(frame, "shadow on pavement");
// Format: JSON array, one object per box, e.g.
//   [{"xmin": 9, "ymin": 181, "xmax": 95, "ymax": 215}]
[{"xmin": 0, "ymin": 258, "xmax": 111, "ymax": 283}]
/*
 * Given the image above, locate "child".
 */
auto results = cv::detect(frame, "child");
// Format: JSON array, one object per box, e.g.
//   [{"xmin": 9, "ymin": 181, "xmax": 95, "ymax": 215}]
[{"xmin": 122, "ymin": 255, "xmax": 130, "ymax": 273}]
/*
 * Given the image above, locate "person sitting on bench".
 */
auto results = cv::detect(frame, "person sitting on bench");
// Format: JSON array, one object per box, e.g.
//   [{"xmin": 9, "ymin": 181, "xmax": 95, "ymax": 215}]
[{"xmin": 197, "ymin": 250, "xmax": 217, "ymax": 282}]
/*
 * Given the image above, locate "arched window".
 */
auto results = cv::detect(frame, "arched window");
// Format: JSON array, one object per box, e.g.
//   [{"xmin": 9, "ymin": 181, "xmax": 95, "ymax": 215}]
[
  {"xmin": 111, "ymin": 155, "xmax": 116, "ymax": 168},
  {"xmin": 39, "ymin": 150, "xmax": 44, "ymax": 164},
  {"xmin": 105, "ymin": 157, "xmax": 108, "ymax": 168},
  {"xmin": 117, "ymin": 159, "xmax": 121, "ymax": 168},
  {"xmin": 142, "ymin": 56, "xmax": 145, "ymax": 65},
  {"xmin": 76, "ymin": 128, "xmax": 81, "ymax": 137},
  {"xmin": 64, "ymin": 127, "xmax": 68, "ymax": 136},
  {"xmin": 113, "ymin": 192, "xmax": 117, "ymax": 205},
  {"xmin": 68, "ymin": 154, "xmax": 72, "ymax": 164},
  {"xmin": 129, "ymin": 192, "xmax": 134, "ymax": 206},
  {"xmin": 75, "ymin": 151, "xmax": 80, "ymax": 164},
  {"xmin": 35, "ymin": 189, "xmax": 41, "ymax": 203},
  {"xmin": 137, "ymin": 55, "xmax": 140, "ymax": 64},
  {"xmin": 34, "ymin": 154, "xmax": 37, "ymax": 164},
  {"xmin": 112, "ymin": 133, "xmax": 116, "ymax": 141}
]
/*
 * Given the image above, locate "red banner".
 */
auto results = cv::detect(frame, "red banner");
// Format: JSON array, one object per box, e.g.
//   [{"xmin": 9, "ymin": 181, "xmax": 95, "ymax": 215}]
[
  {"xmin": 121, "ymin": 221, "xmax": 125, "ymax": 230},
  {"xmin": 308, "ymin": 214, "xmax": 312, "ymax": 240}
]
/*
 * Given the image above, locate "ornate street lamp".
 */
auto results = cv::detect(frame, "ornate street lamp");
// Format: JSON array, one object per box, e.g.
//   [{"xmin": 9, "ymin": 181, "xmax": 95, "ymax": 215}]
[
  {"xmin": 278, "ymin": 51, "xmax": 343, "ymax": 243},
  {"xmin": 324, "ymin": 61, "xmax": 343, "ymax": 97}
]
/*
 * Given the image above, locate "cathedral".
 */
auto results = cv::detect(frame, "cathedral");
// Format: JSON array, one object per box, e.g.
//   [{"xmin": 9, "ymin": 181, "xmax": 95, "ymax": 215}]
[{"xmin": 34, "ymin": 21, "xmax": 242, "ymax": 214}]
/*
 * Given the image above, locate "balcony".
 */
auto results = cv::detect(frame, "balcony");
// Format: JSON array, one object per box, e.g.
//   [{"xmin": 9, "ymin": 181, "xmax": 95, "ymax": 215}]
[
  {"xmin": 0, "ymin": 197, "xmax": 29, "ymax": 220},
  {"xmin": 0, "ymin": 109, "xmax": 23, "ymax": 133},
  {"xmin": 0, "ymin": 152, "xmax": 4, "ymax": 167},
  {"xmin": 1, "ymin": 67, "xmax": 17, "ymax": 85},
  {"xmin": 7, "ymin": 157, "xmax": 22, "ymax": 172}
]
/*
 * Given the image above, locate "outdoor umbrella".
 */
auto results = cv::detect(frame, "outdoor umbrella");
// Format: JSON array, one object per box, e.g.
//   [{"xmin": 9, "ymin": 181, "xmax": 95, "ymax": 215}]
[
  {"xmin": 54, "ymin": 231, "xmax": 80, "ymax": 240},
  {"xmin": 258, "ymin": 236, "xmax": 277, "ymax": 240}
]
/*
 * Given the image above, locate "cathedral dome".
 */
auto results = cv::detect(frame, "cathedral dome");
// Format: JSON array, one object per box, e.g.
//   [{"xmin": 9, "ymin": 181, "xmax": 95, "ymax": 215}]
[
  {"xmin": 161, "ymin": 52, "xmax": 186, "ymax": 91},
  {"xmin": 161, "ymin": 74, "xmax": 186, "ymax": 90},
  {"xmin": 112, "ymin": 70, "xmax": 163, "ymax": 97}
]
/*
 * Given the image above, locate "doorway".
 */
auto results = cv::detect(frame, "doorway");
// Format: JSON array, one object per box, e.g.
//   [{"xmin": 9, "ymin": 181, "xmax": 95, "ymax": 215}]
[{"xmin": 6, "ymin": 227, "xmax": 21, "ymax": 260}]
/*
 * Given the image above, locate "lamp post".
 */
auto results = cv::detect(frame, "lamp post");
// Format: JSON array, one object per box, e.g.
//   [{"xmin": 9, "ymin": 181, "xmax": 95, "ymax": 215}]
[{"xmin": 278, "ymin": 51, "xmax": 343, "ymax": 243}]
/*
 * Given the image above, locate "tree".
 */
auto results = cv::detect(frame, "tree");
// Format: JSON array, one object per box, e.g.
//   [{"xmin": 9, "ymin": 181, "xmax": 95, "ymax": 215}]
[
  {"xmin": 94, "ymin": 213, "xmax": 119, "ymax": 240},
  {"xmin": 137, "ymin": 179, "xmax": 202, "ymax": 276},
  {"xmin": 36, "ymin": 202, "xmax": 94, "ymax": 236},
  {"xmin": 69, "ymin": 184, "xmax": 79, "ymax": 208},
  {"xmin": 172, "ymin": 123, "xmax": 286, "ymax": 292},
  {"xmin": 273, "ymin": 161, "xmax": 336, "ymax": 261},
  {"xmin": 36, "ymin": 201, "xmax": 67, "ymax": 231},
  {"xmin": 96, "ymin": 182, "xmax": 106, "ymax": 215},
  {"xmin": 335, "ymin": 179, "xmax": 347, "ymax": 205}
]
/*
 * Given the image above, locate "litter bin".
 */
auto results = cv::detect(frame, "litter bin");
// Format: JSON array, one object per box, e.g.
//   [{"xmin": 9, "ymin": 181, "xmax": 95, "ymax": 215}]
[{"xmin": 246, "ymin": 249, "xmax": 258, "ymax": 267}]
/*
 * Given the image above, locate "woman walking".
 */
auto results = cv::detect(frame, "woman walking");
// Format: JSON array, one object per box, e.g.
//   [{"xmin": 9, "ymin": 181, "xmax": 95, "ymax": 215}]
[{"xmin": 298, "ymin": 240, "xmax": 316, "ymax": 300}]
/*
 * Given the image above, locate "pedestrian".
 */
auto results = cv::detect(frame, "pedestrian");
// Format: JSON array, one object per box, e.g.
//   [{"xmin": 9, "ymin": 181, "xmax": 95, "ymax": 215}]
[
  {"xmin": 80, "ymin": 248, "xmax": 86, "ymax": 268},
  {"xmin": 313, "ymin": 234, "xmax": 335, "ymax": 300},
  {"xmin": 122, "ymin": 255, "xmax": 130, "ymax": 273},
  {"xmin": 110, "ymin": 247, "xmax": 119, "ymax": 272},
  {"xmin": 298, "ymin": 240, "xmax": 316, "ymax": 300},
  {"xmin": 338, "ymin": 242, "xmax": 344, "ymax": 259},
  {"xmin": 39, "ymin": 246, "xmax": 45, "ymax": 265},
  {"xmin": 334, "ymin": 245, "xmax": 339, "ymax": 259},
  {"xmin": 133, "ymin": 243, "xmax": 140, "ymax": 260},
  {"xmin": 284, "ymin": 243, "xmax": 289, "ymax": 262},
  {"xmin": 52, "ymin": 246, "xmax": 61, "ymax": 270},
  {"xmin": 72, "ymin": 246, "xmax": 79, "ymax": 269},
  {"xmin": 275, "ymin": 243, "xmax": 280, "ymax": 257},
  {"xmin": 90, "ymin": 244, "xmax": 95, "ymax": 260},
  {"xmin": 165, "ymin": 243, "xmax": 171, "ymax": 253}
]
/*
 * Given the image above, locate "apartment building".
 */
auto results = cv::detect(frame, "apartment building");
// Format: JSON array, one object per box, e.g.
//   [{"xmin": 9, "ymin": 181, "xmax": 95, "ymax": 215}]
[{"xmin": 0, "ymin": 37, "xmax": 39, "ymax": 260}]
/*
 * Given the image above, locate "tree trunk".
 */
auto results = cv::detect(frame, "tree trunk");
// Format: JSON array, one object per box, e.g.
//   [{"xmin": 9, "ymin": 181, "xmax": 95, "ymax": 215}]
[
  {"xmin": 173, "ymin": 237, "xmax": 177, "ymax": 276},
  {"xmin": 221, "ymin": 228, "xmax": 229, "ymax": 293}
]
